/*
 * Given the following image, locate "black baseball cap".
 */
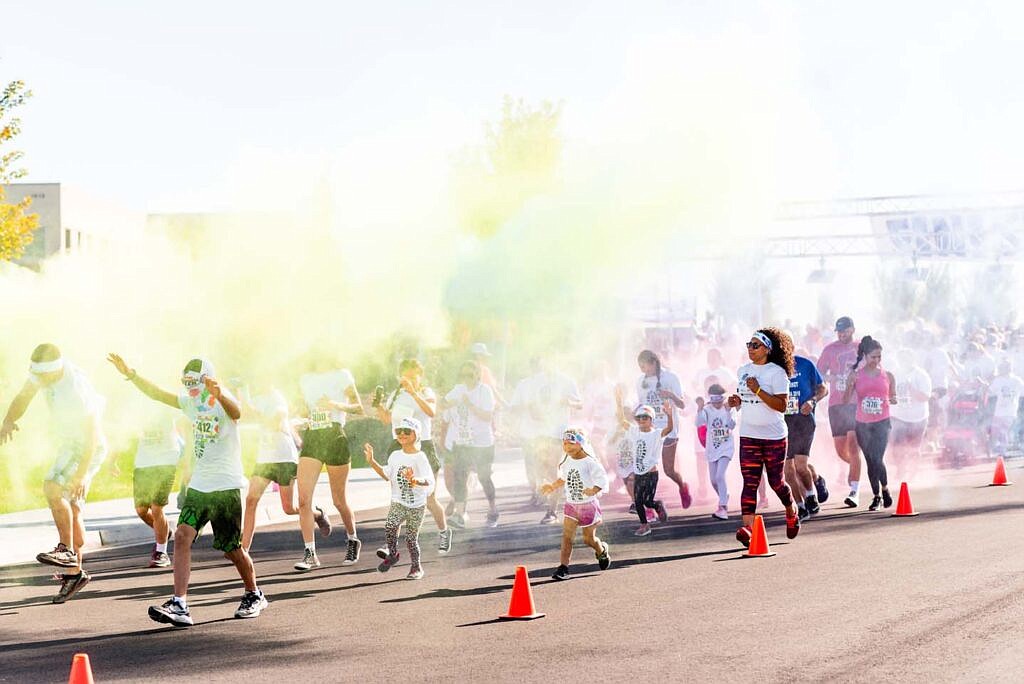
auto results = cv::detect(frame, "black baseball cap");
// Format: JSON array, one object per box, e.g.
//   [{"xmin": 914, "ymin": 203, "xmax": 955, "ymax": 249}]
[{"xmin": 835, "ymin": 316, "xmax": 855, "ymax": 331}]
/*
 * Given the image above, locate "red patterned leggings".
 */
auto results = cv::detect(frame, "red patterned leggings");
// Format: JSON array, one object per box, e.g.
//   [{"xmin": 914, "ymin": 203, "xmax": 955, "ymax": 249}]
[{"xmin": 739, "ymin": 437, "xmax": 793, "ymax": 515}]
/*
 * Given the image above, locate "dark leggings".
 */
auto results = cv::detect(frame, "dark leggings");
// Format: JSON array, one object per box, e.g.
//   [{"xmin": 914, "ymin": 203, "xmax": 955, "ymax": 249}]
[
  {"xmin": 633, "ymin": 470, "xmax": 661, "ymax": 524},
  {"xmin": 855, "ymin": 419, "xmax": 890, "ymax": 496},
  {"xmin": 739, "ymin": 437, "xmax": 792, "ymax": 516}
]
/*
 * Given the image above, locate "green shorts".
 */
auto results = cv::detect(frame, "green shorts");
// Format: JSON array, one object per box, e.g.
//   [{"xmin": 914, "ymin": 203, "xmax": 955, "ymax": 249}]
[
  {"xmin": 177, "ymin": 488, "xmax": 243, "ymax": 553},
  {"xmin": 133, "ymin": 466, "xmax": 177, "ymax": 508},
  {"xmin": 251, "ymin": 461, "xmax": 297, "ymax": 485},
  {"xmin": 300, "ymin": 423, "xmax": 351, "ymax": 466}
]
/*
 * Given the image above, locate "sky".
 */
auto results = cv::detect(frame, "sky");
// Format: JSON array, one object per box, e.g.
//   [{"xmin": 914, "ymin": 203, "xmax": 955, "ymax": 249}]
[{"xmin": 2, "ymin": 1, "xmax": 1024, "ymax": 213}]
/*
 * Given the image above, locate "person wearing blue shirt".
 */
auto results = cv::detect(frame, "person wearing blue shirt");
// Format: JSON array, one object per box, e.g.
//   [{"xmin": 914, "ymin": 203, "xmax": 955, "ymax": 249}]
[{"xmin": 784, "ymin": 355, "xmax": 829, "ymax": 519}]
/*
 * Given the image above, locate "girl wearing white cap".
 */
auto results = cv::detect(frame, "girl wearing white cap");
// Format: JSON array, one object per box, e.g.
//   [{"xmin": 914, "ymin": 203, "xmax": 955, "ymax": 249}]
[
  {"xmin": 364, "ymin": 417, "xmax": 436, "ymax": 580},
  {"xmin": 540, "ymin": 428, "xmax": 610, "ymax": 581}
]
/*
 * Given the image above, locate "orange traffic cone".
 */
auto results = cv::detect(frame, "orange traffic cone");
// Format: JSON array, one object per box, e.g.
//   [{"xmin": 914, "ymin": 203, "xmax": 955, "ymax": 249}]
[
  {"xmin": 499, "ymin": 565, "xmax": 545, "ymax": 620},
  {"xmin": 742, "ymin": 515, "xmax": 776, "ymax": 558},
  {"xmin": 68, "ymin": 653, "xmax": 94, "ymax": 684},
  {"xmin": 988, "ymin": 457, "xmax": 1013, "ymax": 486},
  {"xmin": 891, "ymin": 482, "xmax": 919, "ymax": 517}
]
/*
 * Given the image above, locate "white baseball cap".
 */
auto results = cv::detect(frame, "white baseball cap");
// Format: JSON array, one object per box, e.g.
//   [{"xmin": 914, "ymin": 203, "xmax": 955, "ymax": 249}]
[
  {"xmin": 470, "ymin": 342, "xmax": 491, "ymax": 357},
  {"xmin": 396, "ymin": 417, "xmax": 422, "ymax": 435}
]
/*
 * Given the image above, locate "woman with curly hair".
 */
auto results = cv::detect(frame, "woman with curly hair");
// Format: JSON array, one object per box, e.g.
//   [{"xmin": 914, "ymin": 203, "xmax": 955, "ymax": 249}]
[{"xmin": 728, "ymin": 328, "xmax": 801, "ymax": 546}]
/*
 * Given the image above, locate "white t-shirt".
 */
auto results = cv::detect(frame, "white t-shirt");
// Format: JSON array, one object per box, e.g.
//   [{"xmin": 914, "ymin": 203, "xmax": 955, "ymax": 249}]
[
  {"xmin": 511, "ymin": 376, "xmax": 544, "ymax": 440},
  {"xmin": 29, "ymin": 362, "xmax": 106, "ymax": 450},
  {"xmin": 387, "ymin": 387, "xmax": 436, "ymax": 440},
  {"xmin": 695, "ymin": 404, "xmax": 736, "ymax": 462},
  {"xmin": 252, "ymin": 390, "xmax": 298, "ymax": 464},
  {"xmin": 629, "ymin": 425, "xmax": 664, "ymax": 475},
  {"xmin": 445, "ymin": 383, "xmax": 496, "ymax": 447},
  {"xmin": 636, "ymin": 369, "xmax": 683, "ymax": 439},
  {"xmin": 512, "ymin": 371, "xmax": 581, "ymax": 439},
  {"xmin": 611, "ymin": 431, "xmax": 634, "ymax": 479},
  {"xmin": 988, "ymin": 374, "xmax": 1024, "ymax": 418},
  {"xmin": 736, "ymin": 362, "xmax": 790, "ymax": 440},
  {"xmin": 135, "ymin": 413, "xmax": 185, "ymax": 469},
  {"xmin": 559, "ymin": 455, "xmax": 609, "ymax": 504},
  {"xmin": 384, "ymin": 449, "xmax": 435, "ymax": 508},
  {"xmin": 891, "ymin": 367, "xmax": 932, "ymax": 424},
  {"xmin": 178, "ymin": 388, "xmax": 246, "ymax": 492},
  {"xmin": 299, "ymin": 369, "xmax": 356, "ymax": 428}
]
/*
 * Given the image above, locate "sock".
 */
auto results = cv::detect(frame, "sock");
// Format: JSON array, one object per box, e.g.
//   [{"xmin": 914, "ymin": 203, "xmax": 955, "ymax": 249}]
[
  {"xmin": 850, "ymin": 481, "xmax": 860, "ymax": 493},
  {"xmin": 797, "ymin": 502, "xmax": 806, "ymax": 511},
  {"xmin": 305, "ymin": 541, "xmax": 316, "ymax": 553},
  {"xmin": 173, "ymin": 595, "xmax": 187, "ymax": 609},
  {"xmin": 805, "ymin": 487, "xmax": 815, "ymax": 497},
  {"xmin": 346, "ymin": 533, "xmax": 358, "ymax": 542},
  {"xmin": 156, "ymin": 542, "xmax": 167, "ymax": 553}
]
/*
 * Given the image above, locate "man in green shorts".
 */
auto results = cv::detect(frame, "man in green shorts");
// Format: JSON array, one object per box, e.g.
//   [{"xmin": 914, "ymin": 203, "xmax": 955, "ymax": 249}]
[{"xmin": 108, "ymin": 353, "xmax": 266, "ymax": 627}]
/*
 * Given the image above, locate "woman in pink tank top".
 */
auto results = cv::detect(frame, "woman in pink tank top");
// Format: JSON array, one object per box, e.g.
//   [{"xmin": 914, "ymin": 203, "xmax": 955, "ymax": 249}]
[{"xmin": 843, "ymin": 336, "xmax": 897, "ymax": 511}]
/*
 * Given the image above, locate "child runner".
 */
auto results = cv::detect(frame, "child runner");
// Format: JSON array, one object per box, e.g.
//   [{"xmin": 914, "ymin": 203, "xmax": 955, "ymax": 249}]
[
  {"xmin": 617, "ymin": 400, "xmax": 673, "ymax": 536},
  {"xmin": 695, "ymin": 383, "xmax": 735, "ymax": 520},
  {"xmin": 1, "ymin": 344, "xmax": 108, "ymax": 603},
  {"xmin": 843, "ymin": 336, "xmax": 897, "ymax": 511},
  {"xmin": 132, "ymin": 410, "xmax": 187, "ymax": 568},
  {"xmin": 542, "ymin": 428, "xmax": 611, "ymax": 580},
  {"xmin": 728, "ymin": 329, "xmax": 801, "ymax": 547},
  {"xmin": 364, "ymin": 417, "xmax": 435, "ymax": 580},
  {"xmin": 636, "ymin": 350, "xmax": 691, "ymax": 508},
  {"xmin": 108, "ymin": 354, "xmax": 267, "ymax": 626}
]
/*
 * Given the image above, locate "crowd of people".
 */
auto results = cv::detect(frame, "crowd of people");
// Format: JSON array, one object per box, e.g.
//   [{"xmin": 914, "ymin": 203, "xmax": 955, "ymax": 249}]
[{"xmin": 2, "ymin": 314, "xmax": 1021, "ymax": 626}]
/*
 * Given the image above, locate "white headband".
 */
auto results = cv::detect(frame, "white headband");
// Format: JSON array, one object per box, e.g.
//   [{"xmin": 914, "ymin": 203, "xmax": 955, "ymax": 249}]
[
  {"xmin": 753, "ymin": 332, "xmax": 773, "ymax": 351},
  {"xmin": 30, "ymin": 358, "xmax": 64, "ymax": 374}
]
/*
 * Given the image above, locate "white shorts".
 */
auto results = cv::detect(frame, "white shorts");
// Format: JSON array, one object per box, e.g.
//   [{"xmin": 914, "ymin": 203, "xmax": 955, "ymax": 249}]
[{"xmin": 45, "ymin": 442, "xmax": 106, "ymax": 504}]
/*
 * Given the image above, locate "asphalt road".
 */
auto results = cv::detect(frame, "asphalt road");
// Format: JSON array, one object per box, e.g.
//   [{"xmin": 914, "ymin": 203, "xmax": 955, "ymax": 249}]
[{"xmin": 2, "ymin": 463, "xmax": 1022, "ymax": 683}]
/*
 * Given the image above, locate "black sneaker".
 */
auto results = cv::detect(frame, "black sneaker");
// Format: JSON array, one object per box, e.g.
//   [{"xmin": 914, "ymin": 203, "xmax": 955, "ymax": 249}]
[
  {"xmin": 804, "ymin": 495, "xmax": 820, "ymax": 516},
  {"xmin": 552, "ymin": 564, "xmax": 570, "ymax": 581},
  {"xmin": 377, "ymin": 548, "xmax": 399, "ymax": 573},
  {"xmin": 438, "ymin": 528, "xmax": 453, "ymax": 555},
  {"xmin": 52, "ymin": 570, "xmax": 90, "ymax": 604},
  {"xmin": 868, "ymin": 495, "xmax": 882, "ymax": 511},
  {"xmin": 797, "ymin": 506, "xmax": 810, "ymax": 522},
  {"xmin": 627, "ymin": 502, "xmax": 637, "ymax": 515},
  {"xmin": 486, "ymin": 511, "xmax": 500, "ymax": 528},
  {"xmin": 149, "ymin": 597, "xmax": 193, "ymax": 627},
  {"xmin": 341, "ymin": 538, "xmax": 361, "ymax": 566},
  {"xmin": 314, "ymin": 507, "xmax": 333, "ymax": 537},
  {"xmin": 234, "ymin": 590, "xmax": 268, "ymax": 619},
  {"xmin": 596, "ymin": 542, "xmax": 611, "ymax": 570},
  {"xmin": 882, "ymin": 489, "xmax": 893, "ymax": 508},
  {"xmin": 815, "ymin": 475, "xmax": 830, "ymax": 504}
]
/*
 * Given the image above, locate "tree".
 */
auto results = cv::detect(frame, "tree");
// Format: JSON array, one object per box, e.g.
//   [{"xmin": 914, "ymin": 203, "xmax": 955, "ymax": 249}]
[{"xmin": 1, "ymin": 79, "xmax": 39, "ymax": 262}]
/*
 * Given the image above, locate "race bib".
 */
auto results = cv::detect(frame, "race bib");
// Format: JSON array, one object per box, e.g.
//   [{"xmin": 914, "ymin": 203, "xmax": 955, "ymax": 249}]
[
  {"xmin": 785, "ymin": 393, "xmax": 800, "ymax": 415},
  {"xmin": 308, "ymin": 409, "xmax": 331, "ymax": 430},
  {"xmin": 835, "ymin": 375, "xmax": 847, "ymax": 393},
  {"xmin": 711, "ymin": 426, "xmax": 730, "ymax": 448},
  {"xmin": 141, "ymin": 429, "xmax": 165, "ymax": 446},
  {"xmin": 456, "ymin": 405, "xmax": 472, "ymax": 444},
  {"xmin": 861, "ymin": 397, "xmax": 884, "ymax": 416}
]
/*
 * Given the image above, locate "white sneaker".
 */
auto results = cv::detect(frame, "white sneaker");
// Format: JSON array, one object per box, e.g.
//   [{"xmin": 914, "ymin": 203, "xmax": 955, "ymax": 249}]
[
  {"xmin": 293, "ymin": 548, "xmax": 320, "ymax": 572},
  {"xmin": 234, "ymin": 590, "xmax": 268, "ymax": 619},
  {"xmin": 712, "ymin": 506, "xmax": 729, "ymax": 520},
  {"xmin": 844, "ymin": 490, "xmax": 859, "ymax": 508}
]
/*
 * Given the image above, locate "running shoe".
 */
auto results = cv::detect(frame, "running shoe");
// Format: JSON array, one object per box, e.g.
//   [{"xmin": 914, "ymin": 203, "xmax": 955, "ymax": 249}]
[
  {"xmin": 627, "ymin": 502, "xmax": 637, "ymax": 515},
  {"xmin": 36, "ymin": 544, "xmax": 78, "ymax": 568},
  {"xmin": 314, "ymin": 506, "xmax": 333, "ymax": 537},
  {"xmin": 528, "ymin": 493, "xmax": 541, "ymax": 507},
  {"xmin": 149, "ymin": 597, "xmax": 193, "ymax": 627},
  {"xmin": 341, "ymin": 538, "xmax": 361, "ymax": 566},
  {"xmin": 798, "ymin": 506, "xmax": 810, "ymax": 522},
  {"xmin": 438, "ymin": 528, "xmax": 453, "ymax": 555},
  {"xmin": 815, "ymin": 475, "xmax": 830, "ymax": 504},
  {"xmin": 376, "ymin": 549, "xmax": 399, "ymax": 573},
  {"xmin": 539, "ymin": 511, "xmax": 557, "ymax": 525},
  {"xmin": 882, "ymin": 488, "xmax": 893, "ymax": 508},
  {"xmin": 52, "ymin": 570, "xmax": 90, "ymax": 604},
  {"xmin": 552, "ymin": 564, "xmax": 570, "ymax": 581},
  {"xmin": 736, "ymin": 526, "xmax": 751, "ymax": 548},
  {"xmin": 633, "ymin": 524, "xmax": 652, "ymax": 537},
  {"xmin": 844, "ymin": 490, "xmax": 859, "ymax": 508},
  {"xmin": 448, "ymin": 513, "xmax": 466, "ymax": 529},
  {"xmin": 868, "ymin": 495, "xmax": 882, "ymax": 511},
  {"xmin": 406, "ymin": 565, "xmax": 424, "ymax": 580},
  {"xmin": 654, "ymin": 501, "xmax": 668, "ymax": 523},
  {"xmin": 596, "ymin": 542, "xmax": 611, "ymax": 570},
  {"xmin": 712, "ymin": 506, "xmax": 729, "ymax": 520},
  {"xmin": 149, "ymin": 549, "xmax": 171, "ymax": 568},
  {"xmin": 786, "ymin": 512, "xmax": 801, "ymax": 539},
  {"xmin": 444, "ymin": 500, "xmax": 456, "ymax": 516},
  {"xmin": 804, "ymin": 495, "xmax": 820, "ymax": 516},
  {"xmin": 294, "ymin": 548, "xmax": 321, "ymax": 572},
  {"xmin": 679, "ymin": 483, "xmax": 693, "ymax": 509},
  {"xmin": 486, "ymin": 511, "xmax": 500, "ymax": 528},
  {"xmin": 234, "ymin": 590, "xmax": 268, "ymax": 619}
]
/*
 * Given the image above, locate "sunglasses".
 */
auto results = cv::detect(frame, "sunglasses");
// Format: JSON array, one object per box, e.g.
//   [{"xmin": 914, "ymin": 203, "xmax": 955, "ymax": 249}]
[
  {"xmin": 395, "ymin": 428, "xmax": 415, "ymax": 436},
  {"xmin": 745, "ymin": 342, "xmax": 764, "ymax": 350},
  {"xmin": 635, "ymin": 414, "xmax": 653, "ymax": 421}
]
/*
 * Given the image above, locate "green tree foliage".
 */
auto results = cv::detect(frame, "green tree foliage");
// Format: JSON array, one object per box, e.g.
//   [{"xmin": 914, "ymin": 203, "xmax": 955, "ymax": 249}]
[{"xmin": 1, "ymin": 79, "xmax": 38, "ymax": 262}]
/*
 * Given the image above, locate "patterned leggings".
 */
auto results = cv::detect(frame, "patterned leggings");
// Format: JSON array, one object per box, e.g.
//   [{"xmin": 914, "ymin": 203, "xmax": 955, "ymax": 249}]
[
  {"xmin": 385, "ymin": 501, "xmax": 425, "ymax": 568},
  {"xmin": 633, "ymin": 470, "xmax": 661, "ymax": 524},
  {"xmin": 739, "ymin": 437, "xmax": 793, "ymax": 516}
]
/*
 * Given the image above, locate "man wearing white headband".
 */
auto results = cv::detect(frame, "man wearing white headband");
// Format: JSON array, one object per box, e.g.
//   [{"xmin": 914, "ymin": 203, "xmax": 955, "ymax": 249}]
[
  {"xmin": 108, "ymin": 352, "xmax": 266, "ymax": 627},
  {"xmin": 1, "ymin": 343, "xmax": 109, "ymax": 604}
]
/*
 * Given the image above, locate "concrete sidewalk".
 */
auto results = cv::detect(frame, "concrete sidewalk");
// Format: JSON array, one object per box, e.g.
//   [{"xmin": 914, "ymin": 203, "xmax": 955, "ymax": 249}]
[{"xmin": 0, "ymin": 448, "xmax": 528, "ymax": 567}]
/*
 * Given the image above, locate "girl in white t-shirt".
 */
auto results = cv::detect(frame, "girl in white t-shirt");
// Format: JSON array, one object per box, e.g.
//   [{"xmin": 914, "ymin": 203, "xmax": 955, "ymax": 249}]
[
  {"xmin": 617, "ymin": 398, "xmax": 674, "ymax": 537},
  {"xmin": 695, "ymin": 383, "xmax": 735, "ymax": 520},
  {"xmin": 540, "ymin": 428, "xmax": 610, "ymax": 581}
]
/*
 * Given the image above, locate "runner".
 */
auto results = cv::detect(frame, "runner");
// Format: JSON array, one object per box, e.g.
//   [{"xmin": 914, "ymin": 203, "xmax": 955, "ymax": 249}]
[
  {"xmin": 890, "ymin": 349, "xmax": 932, "ymax": 482},
  {"xmin": 364, "ymin": 418, "xmax": 435, "ymax": 580},
  {"xmin": 238, "ymin": 384, "xmax": 331, "ymax": 559},
  {"xmin": 692, "ymin": 348, "xmax": 735, "ymax": 503},
  {"xmin": 616, "ymin": 401, "xmax": 673, "ymax": 536},
  {"xmin": 694, "ymin": 384, "xmax": 735, "ymax": 520},
  {"xmin": 844, "ymin": 336, "xmax": 897, "ymax": 511},
  {"xmin": 441, "ymin": 361, "xmax": 498, "ymax": 529},
  {"xmin": 817, "ymin": 316, "xmax": 863, "ymax": 507},
  {"xmin": 510, "ymin": 358, "xmax": 546, "ymax": 506},
  {"xmin": 728, "ymin": 329, "xmax": 801, "ymax": 546},
  {"xmin": 985, "ymin": 359, "xmax": 1024, "ymax": 459},
  {"xmin": 542, "ymin": 428, "xmax": 611, "ymax": 580},
  {"xmin": 108, "ymin": 354, "xmax": 267, "ymax": 626},
  {"xmin": 1, "ymin": 344, "xmax": 108, "ymax": 603},
  {"xmin": 784, "ymin": 354, "xmax": 829, "ymax": 520},
  {"xmin": 376, "ymin": 359, "xmax": 452, "ymax": 555},
  {"xmin": 295, "ymin": 364, "xmax": 365, "ymax": 571},
  {"xmin": 636, "ymin": 350, "xmax": 691, "ymax": 508},
  {"xmin": 132, "ymin": 410, "xmax": 187, "ymax": 568}
]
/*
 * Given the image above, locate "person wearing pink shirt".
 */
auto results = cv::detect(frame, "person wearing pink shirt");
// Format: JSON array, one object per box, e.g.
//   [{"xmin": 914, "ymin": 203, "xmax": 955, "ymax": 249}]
[
  {"xmin": 817, "ymin": 316, "xmax": 863, "ymax": 507},
  {"xmin": 843, "ymin": 336, "xmax": 898, "ymax": 511}
]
